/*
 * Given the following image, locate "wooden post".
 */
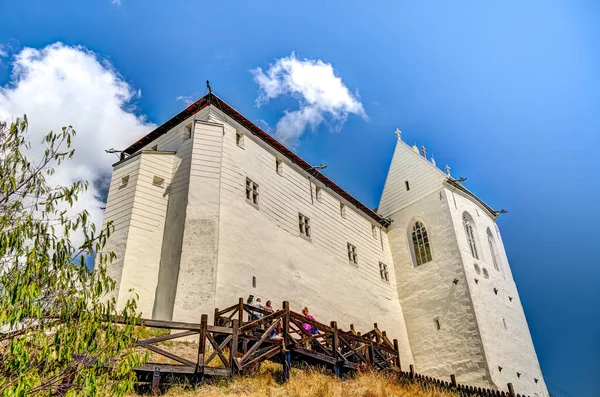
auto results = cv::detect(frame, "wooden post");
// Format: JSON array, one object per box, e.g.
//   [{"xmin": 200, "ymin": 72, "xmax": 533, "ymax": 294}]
[
  {"xmin": 151, "ymin": 366, "xmax": 161, "ymax": 395},
  {"xmin": 230, "ymin": 319, "xmax": 239, "ymax": 376},
  {"xmin": 282, "ymin": 301, "xmax": 291, "ymax": 382},
  {"xmin": 374, "ymin": 323, "xmax": 382, "ymax": 344},
  {"xmin": 197, "ymin": 314, "xmax": 208, "ymax": 375},
  {"xmin": 331, "ymin": 321, "xmax": 341, "ymax": 377},
  {"xmin": 507, "ymin": 383, "xmax": 516, "ymax": 397},
  {"xmin": 409, "ymin": 364, "xmax": 415, "ymax": 379},
  {"xmin": 393, "ymin": 339, "xmax": 401, "ymax": 368},
  {"xmin": 214, "ymin": 307, "xmax": 219, "ymax": 326},
  {"xmin": 450, "ymin": 374, "xmax": 457, "ymax": 388},
  {"xmin": 368, "ymin": 341, "xmax": 375, "ymax": 367},
  {"xmin": 238, "ymin": 297, "xmax": 244, "ymax": 325}
]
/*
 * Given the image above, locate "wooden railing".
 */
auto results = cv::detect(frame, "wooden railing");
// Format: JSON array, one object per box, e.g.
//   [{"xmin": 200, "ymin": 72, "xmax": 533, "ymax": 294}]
[{"xmin": 117, "ymin": 298, "xmax": 531, "ymax": 397}]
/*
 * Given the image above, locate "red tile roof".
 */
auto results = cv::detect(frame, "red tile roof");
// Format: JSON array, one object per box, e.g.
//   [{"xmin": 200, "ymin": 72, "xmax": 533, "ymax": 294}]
[{"xmin": 124, "ymin": 93, "xmax": 391, "ymax": 227}]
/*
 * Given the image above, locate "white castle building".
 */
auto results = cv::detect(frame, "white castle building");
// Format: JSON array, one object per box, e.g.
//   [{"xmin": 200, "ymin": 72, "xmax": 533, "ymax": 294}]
[{"xmin": 100, "ymin": 93, "xmax": 547, "ymax": 396}]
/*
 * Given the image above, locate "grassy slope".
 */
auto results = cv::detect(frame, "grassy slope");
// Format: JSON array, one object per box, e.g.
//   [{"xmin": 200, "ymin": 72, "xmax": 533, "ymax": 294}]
[{"xmin": 134, "ymin": 362, "xmax": 457, "ymax": 397}]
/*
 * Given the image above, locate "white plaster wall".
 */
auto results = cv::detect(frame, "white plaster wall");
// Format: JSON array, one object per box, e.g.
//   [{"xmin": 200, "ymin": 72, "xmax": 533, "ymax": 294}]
[
  {"xmin": 99, "ymin": 157, "xmax": 141, "ymax": 303},
  {"xmin": 386, "ymin": 189, "xmax": 491, "ymax": 387},
  {"xmin": 116, "ymin": 152, "xmax": 174, "ymax": 315},
  {"xmin": 170, "ymin": 120, "xmax": 224, "ymax": 323},
  {"xmin": 447, "ymin": 187, "xmax": 548, "ymax": 397},
  {"xmin": 210, "ymin": 110, "xmax": 415, "ymax": 367},
  {"xmin": 378, "ymin": 139, "xmax": 447, "ymax": 218}
]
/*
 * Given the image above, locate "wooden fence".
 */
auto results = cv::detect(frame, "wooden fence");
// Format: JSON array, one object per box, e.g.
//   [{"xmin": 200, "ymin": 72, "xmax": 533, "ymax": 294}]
[{"xmin": 120, "ymin": 298, "xmax": 530, "ymax": 397}]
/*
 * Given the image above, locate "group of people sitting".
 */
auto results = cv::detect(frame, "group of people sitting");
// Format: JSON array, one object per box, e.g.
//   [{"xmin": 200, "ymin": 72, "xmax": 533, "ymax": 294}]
[{"xmin": 246, "ymin": 295, "xmax": 319, "ymax": 349}]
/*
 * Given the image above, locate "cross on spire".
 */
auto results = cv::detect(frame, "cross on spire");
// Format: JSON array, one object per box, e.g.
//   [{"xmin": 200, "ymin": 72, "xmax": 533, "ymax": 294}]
[
  {"xmin": 421, "ymin": 145, "xmax": 427, "ymax": 159},
  {"xmin": 395, "ymin": 128, "xmax": 402, "ymax": 140},
  {"xmin": 445, "ymin": 164, "xmax": 451, "ymax": 176}
]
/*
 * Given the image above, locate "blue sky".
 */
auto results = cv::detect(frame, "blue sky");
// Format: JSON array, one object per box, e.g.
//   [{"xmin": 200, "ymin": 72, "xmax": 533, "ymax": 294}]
[{"xmin": 1, "ymin": 1, "xmax": 598, "ymax": 395}]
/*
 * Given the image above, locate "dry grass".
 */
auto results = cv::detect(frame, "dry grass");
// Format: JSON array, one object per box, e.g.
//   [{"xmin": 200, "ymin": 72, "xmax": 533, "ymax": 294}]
[{"xmin": 132, "ymin": 361, "xmax": 457, "ymax": 397}]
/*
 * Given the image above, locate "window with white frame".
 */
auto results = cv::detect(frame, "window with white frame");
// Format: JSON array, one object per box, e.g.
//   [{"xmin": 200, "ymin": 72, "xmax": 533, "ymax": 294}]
[
  {"xmin": 236, "ymin": 130, "xmax": 245, "ymax": 148},
  {"xmin": 245, "ymin": 177, "xmax": 259, "ymax": 206},
  {"xmin": 347, "ymin": 243, "xmax": 357, "ymax": 264},
  {"xmin": 463, "ymin": 213, "xmax": 479, "ymax": 259},
  {"xmin": 276, "ymin": 158, "xmax": 283, "ymax": 175},
  {"xmin": 411, "ymin": 220, "xmax": 433, "ymax": 266},
  {"xmin": 340, "ymin": 202, "xmax": 346, "ymax": 218},
  {"xmin": 298, "ymin": 213, "xmax": 311, "ymax": 238},
  {"xmin": 379, "ymin": 262, "xmax": 389, "ymax": 282},
  {"xmin": 487, "ymin": 228, "xmax": 500, "ymax": 271},
  {"xmin": 315, "ymin": 186, "xmax": 323, "ymax": 202}
]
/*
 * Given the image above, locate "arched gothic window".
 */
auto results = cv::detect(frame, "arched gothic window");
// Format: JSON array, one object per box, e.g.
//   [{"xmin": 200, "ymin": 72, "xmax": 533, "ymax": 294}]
[
  {"xmin": 487, "ymin": 228, "xmax": 500, "ymax": 271},
  {"xmin": 411, "ymin": 220, "xmax": 433, "ymax": 266},
  {"xmin": 463, "ymin": 213, "xmax": 479, "ymax": 259}
]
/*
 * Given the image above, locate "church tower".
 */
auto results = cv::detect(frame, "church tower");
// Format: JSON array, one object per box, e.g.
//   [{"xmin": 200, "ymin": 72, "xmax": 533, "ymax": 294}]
[{"xmin": 378, "ymin": 132, "xmax": 548, "ymax": 397}]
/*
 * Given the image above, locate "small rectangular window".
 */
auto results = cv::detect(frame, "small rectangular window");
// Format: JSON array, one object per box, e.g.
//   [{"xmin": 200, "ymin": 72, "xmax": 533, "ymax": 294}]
[
  {"xmin": 276, "ymin": 158, "xmax": 283, "ymax": 175},
  {"xmin": 405, "ymin": 181, "xmax": 410, "ymax": 191},
  {"xmin": 298, "ymin": 213, "xmax": 311, "ymax": 239},
  {"xmin": 236, "ymin": 130, "xmax": 245, "ymax": 148},
  {"xmin": 151, "ymin": 144, "xmax": 158, "ymax": 151},
  {"xmin": 502, "ymin": 317, "xmax": 507, "ymax": 330},
  {"xmin": 120, "ymin": 175, "xmax": 130, "ymax": 188},
  {"xmin": 252, "ymin": 276, "xmax": 256, "ymax": 288},
  {"xmin": 152, "ymin": 176, "xmax": 165, "ymax": 187},
  {"xmin": 379, "ymin": 262, "xmax": 389, "ymax": 282},
  {"xmin": 184, "ymin": 123, "xmax": 192, "ymax": 139},
  {"xmin": 340, "ymin": 202, "xmax": 346, "ymax": 218},
  {"xmin": 315, "ymin": 186, "xmax": 323, "ymax": 202},
  {"xmin": 347, "ymin": 242, "xmax": 357, "ymax": 265},
  {"xmin": 434, "ymin": 318, "xmax": 441, "ymax": 331},
  {"xmin": 245, "ymin": 177, "xmax": 259, "ymax": 207}
]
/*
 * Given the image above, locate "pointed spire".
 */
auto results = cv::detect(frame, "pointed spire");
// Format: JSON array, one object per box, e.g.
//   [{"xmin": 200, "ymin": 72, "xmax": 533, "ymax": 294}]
[
  {"xmin": 395, "ymin": 128, "xmax": 402, "ymax": 140},
  {"xmin": 445, "ymin": 164, "xmax": 451, "ymax": 177},
  {"xmin": 412, "ymin": 143, "xmax": 419, "ymax": 154},
  {"xmin": 430, "ymin": 154, "xmax": 436, "ymax": 166}
]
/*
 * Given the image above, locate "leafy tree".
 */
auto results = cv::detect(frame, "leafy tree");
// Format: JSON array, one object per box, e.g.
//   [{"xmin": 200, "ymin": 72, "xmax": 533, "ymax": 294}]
[{"xmin": 0, "ymin": 117, "xmax": 144, "ymax": 396}]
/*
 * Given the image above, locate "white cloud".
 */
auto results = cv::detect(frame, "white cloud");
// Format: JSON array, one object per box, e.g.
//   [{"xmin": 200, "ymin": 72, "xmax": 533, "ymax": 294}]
[
  {"xmin": 0, "ymin": 45, "xmax": 7, "ymax": 58},
  {"xmin": 112, "ymin": 0, "xmax": 122, "ymax": 6},
  {"xmin": 251, "ymin": 53, "xmax": 366, "ymax": 147},
  {"xmin": 175, "ymin": 95, "xmax": 194, "ymax": 106},
  {"xmin": 0, "ymin": 42, "xmax": 154, "ymax": 247}
]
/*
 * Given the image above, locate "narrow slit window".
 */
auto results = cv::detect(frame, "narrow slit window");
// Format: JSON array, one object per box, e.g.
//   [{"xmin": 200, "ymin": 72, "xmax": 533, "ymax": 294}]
[
  {"xmin": 152, "ymin": 176, "xmax": 165, "ymax": 187},
  {"xmin": 120, "ymin": 175, "xmax": 129, "ymax": 188},
  {"xmin": 434, "ymin": 318, "xmax": 441, "ymax": 331},
  {"xmin": 347, "ymin": 243, "xmax": 357, "ymax": 265},
  {"xmin": 502, "ymin": 317, "xmax": 507, "ymax": 330},
  {"xmin": 474, "ymin": 264, "xmax": 481, "ymax": 275},
  {"xmin": 411, "ymin": 221, "xmax": 433, "ymax": 266},
  {"xmin": 315, "ymin": 186, "xmax": 323, "ymax": 202},
  {"xmin": 236, "ymin": 130, "xmax": 245, "ymax": 148},
  {"xmin": 298, "ymin": 213, "xmax": 311, "ymax": 238},
  {"xmin": 487, "ymin": 228, "xmax": 500, "ymax": 271},
  {"xmin": 482, "ymin": 268, "xmax": 489, "ymax": 279},
  {"xmin": 245, "ymin": 177, "xmax": 259, "ymax": 207},
  {"xmin": 405, "ymin": 180, "xmax": 410, "ymax": 191},
  {"xmin": 340, "ymin": 202, "xmax": 346, "ymax": 218},
  {"xmin": 379, "ymin": 262, "xmax": 389, "ymax": 282},
  {"xmin": 252, "ymin": 276, "xmax": 256, "ymax": 288},
  {"xmin": 276, "ymin": 158, "xmax": 283, "ymax": 175},
  {"xmin": 463, "ymin": 213, "xmax": 479, "ymax": 259},
  {"xmin": 184, "ymin": 123, "xmax": 192, "ymax": 139}
]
